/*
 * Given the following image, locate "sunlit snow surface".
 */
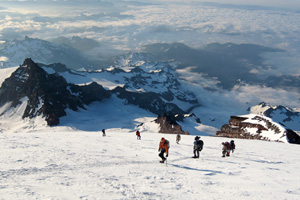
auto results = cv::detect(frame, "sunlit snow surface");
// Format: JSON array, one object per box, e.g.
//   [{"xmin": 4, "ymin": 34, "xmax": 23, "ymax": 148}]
[
  {"xmin": 0, "ymin": 62, "xmax": 300, "ymax": 199},
  {"xmin": 1, "ymin": 128, "xmax": 300, "ymax": 199}
]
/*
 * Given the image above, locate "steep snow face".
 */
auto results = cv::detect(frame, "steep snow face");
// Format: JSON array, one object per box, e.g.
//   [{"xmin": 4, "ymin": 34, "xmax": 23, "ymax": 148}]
[
  {"xmin": 0, "ymin": 66, "xmax": 18, "ymax": 85},
  {"xmin": 1, "ymin": 127, "xmax": 300, "ymax": 199},
  {"xmin": 250, "ymin": 102, "xmax": 300, "ymax": 131},
  {"xmin": 0, "ymin": 97, "xmax": 48, "ymax": 134}
]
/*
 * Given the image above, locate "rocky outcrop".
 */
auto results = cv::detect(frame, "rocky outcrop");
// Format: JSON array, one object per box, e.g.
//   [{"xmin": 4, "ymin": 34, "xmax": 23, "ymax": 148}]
[
  {"xmin": 216, "ymin": 114, "xmax": 286, "ymax": 142},
  {"xmin": 155, "ymin": 114, "xmax": 189, "ymax": 135},
  {"xmin": 0, "ymin": 58, "xmax": 110, "ymax": 126},
  {"xmin": 111, "ymin": 86, "xmax": 185, "ymax": 116}
]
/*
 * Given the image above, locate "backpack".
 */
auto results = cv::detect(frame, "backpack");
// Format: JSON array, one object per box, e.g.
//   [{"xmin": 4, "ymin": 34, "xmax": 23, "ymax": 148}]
[
  {"xmin": 225, "ymin": 142, "xmax": 231, "ymax": 150},
  {"xmin": 165, "ymin": 140, "xmax": 170, "ymax": 149},
  {"xmin": 230, "ymin": 142, "xmax": 235, "ymax": 149},
  {"xmin": 197, "ymin": 140, "xmax": 204, "ymax": 150}
]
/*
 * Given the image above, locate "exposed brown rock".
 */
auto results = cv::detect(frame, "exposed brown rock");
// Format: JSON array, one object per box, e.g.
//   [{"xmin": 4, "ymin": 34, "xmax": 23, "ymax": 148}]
[
  {"xmin": 216, "ymin": 115, "xmax": 280, "ymax": 141},
  {"xmin": 155, "ymin": 114, "xmax": 189, "ymax": 135}
]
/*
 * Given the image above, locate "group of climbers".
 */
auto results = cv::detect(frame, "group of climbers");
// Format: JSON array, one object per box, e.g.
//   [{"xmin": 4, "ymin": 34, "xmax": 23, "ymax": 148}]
[
  {"xmin": 102, "ymin": 129, "xmax": 236, "ymax": 163},
  {"xmin": 158, "ymin": 134, "xmax": 205, "ymax": 163},
  {"xmin": 158, "ymin": 134, "xmax": 236, "ymax": 163}
]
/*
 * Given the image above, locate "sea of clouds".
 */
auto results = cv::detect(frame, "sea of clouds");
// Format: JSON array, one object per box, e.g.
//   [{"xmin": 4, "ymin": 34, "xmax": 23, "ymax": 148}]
[{"xmin": 0, "ymin": 0, "xmax": 300, "ymax": 109}]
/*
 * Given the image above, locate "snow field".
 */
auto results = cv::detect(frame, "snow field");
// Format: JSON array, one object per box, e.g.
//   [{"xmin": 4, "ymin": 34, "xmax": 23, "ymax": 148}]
[{"xmin": 1, "ymin": 129, "xmax": 300, "ymax": 200}]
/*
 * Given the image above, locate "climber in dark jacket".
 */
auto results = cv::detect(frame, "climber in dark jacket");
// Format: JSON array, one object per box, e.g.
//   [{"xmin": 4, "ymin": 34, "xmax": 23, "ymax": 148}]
[{"xmin": 193, "ymin": 136, "xmax": 204, "ymax": 158}]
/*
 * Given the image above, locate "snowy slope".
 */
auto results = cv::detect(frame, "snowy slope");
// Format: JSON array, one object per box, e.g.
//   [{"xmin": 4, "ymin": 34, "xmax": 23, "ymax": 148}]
[
  {"xmin": 0, "ymin": 55, "xmax": 299, "ymax": 200},
  {"xmin": 1, "ymin": 126, "xmax": 300, "ymax": 199},
  {"xmin": 0, "ymin": 66, "xmax": 18, "ymax": 85},
  {"xmin": 60, "ymin": 96, "xmax": 159, "ymax": 132}
]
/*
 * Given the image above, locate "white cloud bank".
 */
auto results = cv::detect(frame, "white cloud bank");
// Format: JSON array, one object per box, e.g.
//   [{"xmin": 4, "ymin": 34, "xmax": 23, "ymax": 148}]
[
  {"xmin": 0, "ymin": 0, "xmax": 300, "ymax": 111},
  {"xmin": 1, "ymin": 1, "xmax": 299, "ymax": 51}
]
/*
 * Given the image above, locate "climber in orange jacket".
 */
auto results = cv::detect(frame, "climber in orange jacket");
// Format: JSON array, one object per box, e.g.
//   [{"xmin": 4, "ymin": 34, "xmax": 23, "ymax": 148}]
[{"xmin": 158, "ymin": 137, "xmax": 169, "ymax": 163}]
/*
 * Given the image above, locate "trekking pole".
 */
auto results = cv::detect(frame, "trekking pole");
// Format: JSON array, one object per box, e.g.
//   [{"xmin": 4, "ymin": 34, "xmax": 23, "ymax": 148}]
[{"xmin": 166, "ymin": 158, "xmax": 168, "ymax": 167}]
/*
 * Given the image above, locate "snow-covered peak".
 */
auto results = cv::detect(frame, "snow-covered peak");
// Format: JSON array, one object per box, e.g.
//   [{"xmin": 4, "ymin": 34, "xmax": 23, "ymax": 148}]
[
  {"xmin": 249, "ymin": 102, "xmax": 300, "ymax": 131},
  {"xmin": 249, "ymin": 102, "xmax": 273, "ymax": 115},
  {"xmin": 0, "ymin": 58, "xmax": 202, "ymax": 133},
  {"xmin": 43, "ymin": 53, "xmax": 199, "ymax": 107},
  {"xmin": 112, "ymin": 52, "xmax": 176, "ymax": 73},
  {"xmin": 250, "ymin": 102, "xmax": 293, "ymax": 115}
]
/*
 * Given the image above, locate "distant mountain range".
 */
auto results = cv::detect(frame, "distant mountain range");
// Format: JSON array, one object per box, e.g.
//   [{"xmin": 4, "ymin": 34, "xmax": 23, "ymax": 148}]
[
  {"xmin": 249, "ymin": 102, "xmax": 300, "ymax": 131},
  {"xmin": 2, "ymin": 37, "xmax": 300, "ymax": 92},
  {"xmin": 0, "ymin": 37, "xmax": 299, "ymax": 143},
  {"xmin": 0, "ymin": 36, "xmax": 98, "ymax": 69},
  {"xmin": 0, "ymin": 57, "xmax": 299, "ymax": 143},
  {"xmin": 0, "ymin": 57, "xmax": 202, "ymax": 134}
]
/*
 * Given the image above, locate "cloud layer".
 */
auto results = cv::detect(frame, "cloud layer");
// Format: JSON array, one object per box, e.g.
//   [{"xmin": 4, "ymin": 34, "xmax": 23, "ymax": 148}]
[
  {"xmin": 1, "ymin": 1, "xmax": 299, "ymax": 53},
  {"xmin": 0, "ymin": 0, "xmax": 300, "ymax": 110}
]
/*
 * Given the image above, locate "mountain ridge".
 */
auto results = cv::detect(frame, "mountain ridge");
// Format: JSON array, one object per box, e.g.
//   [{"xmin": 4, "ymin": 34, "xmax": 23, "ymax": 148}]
[
  {"xmin": 0, "ymin": 58, "xmax": 111, "ymax": 125},
  {"xmin": 0, "ymin": 55, "xmax": 299, "ymax": 141},
  {"xmin": 0, "ymin": 58, "xmax": 200, "ymax": 133}
]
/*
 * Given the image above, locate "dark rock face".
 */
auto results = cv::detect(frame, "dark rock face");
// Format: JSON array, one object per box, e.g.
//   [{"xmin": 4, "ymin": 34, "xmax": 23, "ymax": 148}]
[
  {"xmin": 0, "ymin": 58, "xmax": 110, "ymax": 126},
  {"xmin": 111, "ymin": 86, "xmax": 185, "ymax": 116},
  {"xmin": 286, "ymin": 129, "xmax": 300, "ymax": 144},
  {"xmin": 154, "ymin": 114, "xmax": 189, "ymax": 135},
  {"xmin": 70, "ymin": 82, "xmax": 110, "ymax": 105}
]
